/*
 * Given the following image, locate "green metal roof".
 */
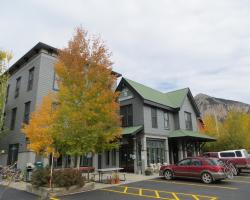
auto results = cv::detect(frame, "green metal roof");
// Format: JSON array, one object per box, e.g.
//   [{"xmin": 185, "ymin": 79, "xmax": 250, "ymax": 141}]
[
  {"xmin": 122, "ymin": 125, "xmax": 143, "ymax": 135},
  {"xmin": 168, "ymin": 130, "xmax": 216, "ymax": 142},
  {"xmin": 124, "ymin": 78, "xmax": 188, "ymax": 108}
]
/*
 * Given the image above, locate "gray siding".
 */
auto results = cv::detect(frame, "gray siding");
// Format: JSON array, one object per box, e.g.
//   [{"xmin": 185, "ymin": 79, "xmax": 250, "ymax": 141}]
[
  {"xmin": 1, "ymin": 54, "xmax": 42, "ymax": 152},
  {"xmin": 36, "ymin": 52, "xmax": 57, "ymax": 105},
  {"xmin": 119, "ymin": 92, "xmax": 144, "ymax": 126},
  {"xmin": 178, "ymin": 95, "xmax": 198, "ymax": 131},
  {"xmin": 143, "ymin": 105, "xmax": 174, "ymax": 137}
]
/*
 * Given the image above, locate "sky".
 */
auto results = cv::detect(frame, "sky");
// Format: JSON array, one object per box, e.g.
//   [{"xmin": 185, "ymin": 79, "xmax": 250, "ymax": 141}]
[{"xmin": 1, "ymin": 0, "xmax": 250, "ymax": 104}]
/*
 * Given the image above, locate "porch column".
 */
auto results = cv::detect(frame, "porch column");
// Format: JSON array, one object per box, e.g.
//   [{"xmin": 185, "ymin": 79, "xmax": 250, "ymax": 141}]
[
  {"xmin": 165, "ymin": 138, "xmax": 170, "ymax": 164},
  {"xmin": 141, "ymin": 136, "xmax": 147, "ymax": 174},
  {"xmin": 93, "ymin": 154, "xmax": 98, "ymax": 169},
  {"xmin": 116, "ymin": 149, "xmax": 119, "ymax": 167},
  {"xmin": 178, "ymin": 141, "xmax": 183, "ymax": 160},
  {"xmin": 133, "ymin": 138, "xmax": 138, "ymax": 173},
  {"xmin": 183, "ymin": 141, "xmax": 187, "ymax": 158}
]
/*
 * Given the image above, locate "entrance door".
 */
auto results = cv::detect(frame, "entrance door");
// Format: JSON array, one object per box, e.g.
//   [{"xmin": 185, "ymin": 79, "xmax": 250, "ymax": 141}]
[
  {"xmin": 172, "ymin": 141, "xmax": 179, "ymax": 164},
  {"xmin": 7, "ymin": 143, "xmax": 19, "ymax": 166},
  {"xmin": 120, "ymin": 138, "xmax": 134, "ymax": 172}
]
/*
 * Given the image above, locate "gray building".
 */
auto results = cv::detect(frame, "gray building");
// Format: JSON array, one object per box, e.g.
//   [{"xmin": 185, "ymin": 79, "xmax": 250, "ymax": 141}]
[
  {"xmin": 116, "ymin": 78, "xmax": 215, "ymax": 173},
  {"xmin": 0, "ymin": 42, "xmax": 214, "ymax": 173}
]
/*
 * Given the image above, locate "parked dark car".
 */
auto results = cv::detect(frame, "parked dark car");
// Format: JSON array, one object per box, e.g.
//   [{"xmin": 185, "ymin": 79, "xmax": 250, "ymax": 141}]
[
  {"xmin": 159, "ymin": 157, "xmax": 227, "ymax": 184},
  {"xmin": 203, "ymin": 149, "xmax": 250, "ymax": 174}
]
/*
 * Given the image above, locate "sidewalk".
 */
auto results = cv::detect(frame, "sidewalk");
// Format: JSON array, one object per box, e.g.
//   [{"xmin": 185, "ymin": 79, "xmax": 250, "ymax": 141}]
[
  {"xmin": 94, "ymin": 173, "xmax": 159, "ymax": 190},
  {"xmin": 0, "ymin": 173, "xmax": 160, "ymax": 194}
]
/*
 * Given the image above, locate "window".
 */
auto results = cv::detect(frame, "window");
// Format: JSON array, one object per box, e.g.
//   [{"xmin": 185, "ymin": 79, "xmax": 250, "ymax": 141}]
[
  {"xmin": 80, "ymin": 154, "xmax": 93, "ymax": 167},
  {"xmin": 220, "ymin": 152, "xmax": 235, "ymax": 157},
  {"xmin": 15, "ymin": 77, "xmax": 21, "ymax": 98},
  {"xmin": 120, "ymin": 104, "xmax": 133, "ymax": 127},
  {"xmin": 112, "ymin": 149, "xmax": 116, "ymax": 166},
  {"xmin": 151, "ymin": 107, "xmax": 158, "ymax": 128},
  {"xmin": 146, "ymin": 139, "xmax": 165, "ymax": 165},
  {"xmin": 6, "ymin": 84, "xmax": 10, "ymax": 103},
  {"xmin": 184, "ymin": 112, "xmax": 192, "ymax": 130},
  {"xmin": 10, "ymin": 107, "xmax": 17, "ymax": 130},
  {"xmin": 106, "ymin": 151, "xmax": 110, "ymax": 165},
  {"xmin": 235, "ymin": 151, "xmax": 242, "ymax": 157},
  {"xmin": 164, "ymin": 112, "xmax": 170, "ymax": 129},
  {"xmin": 191, "ymin": 159, "xmax": 202, "ymax": 166},
  {"xmin": 178, "ymin": 159, "xmax": 191, "ymax": 166},
  {"xmin": 53, "ymin": 72, "xmax": 59, "ymax": 91},
  {"xmin": 23, "ymin": 101, "xmax": 31, "ymax": 124},
  {"xmin": 27, "ymin": 67, "xmax": 34, "ymax": 91}
]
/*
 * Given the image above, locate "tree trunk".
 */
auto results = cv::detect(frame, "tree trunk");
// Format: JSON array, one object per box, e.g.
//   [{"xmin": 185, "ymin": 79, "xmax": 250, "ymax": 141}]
[
  {"xmin": 76, "ymin": 156, "xmax": 80, "ymax": 169},
  {"xmin": 49, "ymin": 153, "xmax": 54, "ymax": 189}
]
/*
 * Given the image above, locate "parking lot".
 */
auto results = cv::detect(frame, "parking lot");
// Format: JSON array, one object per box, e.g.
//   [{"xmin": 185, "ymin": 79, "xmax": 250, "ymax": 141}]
[{"xmin": 62, "ymin": 172, "xmax": 250, "ymax": 200}]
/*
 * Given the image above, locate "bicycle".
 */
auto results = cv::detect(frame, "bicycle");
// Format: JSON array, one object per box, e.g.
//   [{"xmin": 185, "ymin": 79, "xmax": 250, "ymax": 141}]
[{"xmin": 218, "ymin": 159, "xmax": 236, "ymax": 179}]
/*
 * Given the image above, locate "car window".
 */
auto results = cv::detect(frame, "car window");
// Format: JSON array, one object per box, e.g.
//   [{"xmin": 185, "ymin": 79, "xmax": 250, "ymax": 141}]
[
  {"xmin": 206, "ymin": 159, "xmax": 220, "ymax": 166},
  {"xmin": 235, "ymin": 151, "xmax": 242, "ymax": 157},
  {"xmin": 243, "ymin": 149, "xmax": 249, "ymax": 157},
  {"xmin": 191, "ymin": 159, "xmax": 202, "ymax": 166},
  {"xmin": 178, "ymin": 159, "xmax": 191, "ymax": 166},
  {"xmin": 220, "ymin": 152, "xmax": 235, "ymax": 157}
]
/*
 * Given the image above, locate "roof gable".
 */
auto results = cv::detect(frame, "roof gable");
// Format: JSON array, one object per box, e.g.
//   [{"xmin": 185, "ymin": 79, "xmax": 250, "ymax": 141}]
[{"xmin": 119, "ymin": 78, "xmax": 190, "ymax": 109}]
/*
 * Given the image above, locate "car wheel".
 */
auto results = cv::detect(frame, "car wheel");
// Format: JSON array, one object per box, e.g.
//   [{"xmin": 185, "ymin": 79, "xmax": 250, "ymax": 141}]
[
  {"xmin": 201, "ymin": 172, "xmax": 213, "ymax": 184},
  {"xmin": 164, "ymin": 170, "xmax": 173, "ymax": 180}
]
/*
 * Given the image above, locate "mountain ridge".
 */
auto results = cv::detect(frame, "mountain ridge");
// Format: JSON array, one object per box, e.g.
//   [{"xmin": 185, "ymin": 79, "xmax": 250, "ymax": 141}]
[{"xmin": 194, "ymin": 93, "xmax": 250, "ymax": 121}]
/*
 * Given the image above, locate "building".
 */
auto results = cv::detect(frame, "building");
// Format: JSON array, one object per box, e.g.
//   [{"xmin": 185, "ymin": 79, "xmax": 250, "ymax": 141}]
[
  {"xmin": 116, "ymin": 78, "xmax": 215, "ymax": 173},
  {"xmin": 0, "ymin": 42, "xmax": 214, "ymax": 173}
]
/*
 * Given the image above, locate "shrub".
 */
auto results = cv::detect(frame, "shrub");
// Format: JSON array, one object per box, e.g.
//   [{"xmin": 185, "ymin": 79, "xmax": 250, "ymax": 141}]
[
  {"xmin": 145, "ymin": 167, "xmax": 154, "ymax": 176},
  {"xmin": 31, "ymin": 168, "xmax": 85, "ymax": 188},
  {"xmin": 53, "ymin": 168, "xmax": 85, "ymax": 189},
  {"xmin": 31, "ymin": 168, "xmax": 50, "ymax": 187}
]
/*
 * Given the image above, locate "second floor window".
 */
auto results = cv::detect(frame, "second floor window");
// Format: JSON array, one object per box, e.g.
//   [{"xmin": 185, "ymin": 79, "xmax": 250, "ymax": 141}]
[
  {"xmin": 23, "ymin": 101, "xmax": 31, "ymax": 124},
  {"xmin": 151, "ymin": 107, "xmax": 158, "ymax": 128},
  {"xmin": 15, "ymin": 77, "xmax": 21, "ymax": 98},
  {"xmin": 10, "ymin": 107, "xmax": 17, "ymax": 130},
  {"xmin": 185, "ymin": 112, "xmax": 193, "ymax": 130},
  {"xmin": 120, "ymin": 104, "xmax": 133, "ymax": 127},
  {"xmin": 6, "ymin": 84, "xmax": 10, "ymax": 103},
  {"xmin": 164, "ymin": 112, "xmax": 170, "ymax": 129},
  {"xmin": 27, "ymin": 67, "xmax": 34, "ymax": 91}
]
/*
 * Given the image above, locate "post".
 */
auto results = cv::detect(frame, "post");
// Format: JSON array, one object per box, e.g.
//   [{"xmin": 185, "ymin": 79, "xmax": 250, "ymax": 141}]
[{"xmin": 49, "ymin": 152, "xmax": 54, "ymax": 189}]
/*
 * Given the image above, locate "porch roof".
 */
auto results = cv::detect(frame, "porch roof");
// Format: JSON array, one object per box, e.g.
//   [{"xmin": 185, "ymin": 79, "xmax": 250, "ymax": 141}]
[
  {"xmin": 122, "ymin": 125, "xmax": 143, "ymax": 135},
  {"xmin": 168, "ymin": 130, "xmax": 216, "ymax": 142}
]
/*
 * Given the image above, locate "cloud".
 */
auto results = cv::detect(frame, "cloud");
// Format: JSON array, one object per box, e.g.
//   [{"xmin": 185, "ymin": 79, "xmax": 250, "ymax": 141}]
[{"xmin": 1, "ymin": 0, "xmax": 250, "ymax": 103}]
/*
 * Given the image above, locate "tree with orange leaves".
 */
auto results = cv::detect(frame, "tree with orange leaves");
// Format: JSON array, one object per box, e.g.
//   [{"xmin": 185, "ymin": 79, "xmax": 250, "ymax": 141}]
[
  {"xmin": 53, "ymin": 28, "xmax": 122, "ymax": 164},
  {"xmin": 22, "ymin": 27, "xmax": 122, "ymax": 167},
  {"xmin": 22, "ymin": 94, "xmax": 56, "ymax": 156}
]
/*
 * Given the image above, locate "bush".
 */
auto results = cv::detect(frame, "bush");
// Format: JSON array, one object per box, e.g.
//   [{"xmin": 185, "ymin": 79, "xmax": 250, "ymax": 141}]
[
  {"xmin": 53, "ymin": 168, "xmax": 85, "ymax": 189},
  {"xmin": 31, "ymin": 168, "xmax": 85, "ymax": 188},
  {"xmin": 31, "ymin": 168, "xmax": 50, "ymax": 187},
  {"xmin": 145, "ymin": 167, "xmax": 154, "ymax": 176}
]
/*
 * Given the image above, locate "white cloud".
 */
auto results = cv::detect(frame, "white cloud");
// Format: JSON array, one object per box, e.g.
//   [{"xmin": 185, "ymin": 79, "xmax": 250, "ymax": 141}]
[{"xmin": 1, "ymin": 0, "xmax": 250, "ymax": 103}]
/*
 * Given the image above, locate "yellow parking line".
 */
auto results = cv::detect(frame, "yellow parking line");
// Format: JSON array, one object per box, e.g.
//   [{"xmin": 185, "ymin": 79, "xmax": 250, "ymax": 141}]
[
  {"xmin": 191, "ymin": 195, "xmax": 199, "ymax": 200},
  {"xmin": 172, "ymin": 192, "xmax": 180, "ymax": 200},
  {"xmin": 146, "ymin": 179, "xmax": 238, "ymax": 190},
  {"xmin": 101, "ymin": 186, "xmax": 218, "ymax": 200},
  {"xmin": 155, "ymin": 190, "xmax": 160, "ymax": 198},
  {"xmin": 123, "ymin": 186, "xmax": 128, "ymax": 193},
  {"xmin": 50, "ymin": 198, "xmax": 59, "ymax": 200}
]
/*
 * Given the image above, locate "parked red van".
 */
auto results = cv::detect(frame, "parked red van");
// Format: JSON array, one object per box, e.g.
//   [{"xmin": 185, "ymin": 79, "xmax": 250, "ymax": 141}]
[{"xmin": 203, "ymin": 149, "xmax": 250, "ymax": 174}]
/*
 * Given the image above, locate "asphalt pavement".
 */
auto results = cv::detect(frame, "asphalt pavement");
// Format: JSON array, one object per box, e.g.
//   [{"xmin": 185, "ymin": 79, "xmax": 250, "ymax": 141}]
[{"xmin": 61, "ymin": 172, "xmax": 250, "ymax": 200}]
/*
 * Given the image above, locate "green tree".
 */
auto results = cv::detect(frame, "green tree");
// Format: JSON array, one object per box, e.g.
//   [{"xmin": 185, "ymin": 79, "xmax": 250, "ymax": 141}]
[
  {"xmin": 0, "ymin": 50, "xmax": 12, "ymax": 137},
  {"xmin": 53, "ymin": 28, "xmax": 122, "ymax": 166},
  {"xmin": 203, "ymin": 110, "xmax": 250, "ymax": 152}
]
